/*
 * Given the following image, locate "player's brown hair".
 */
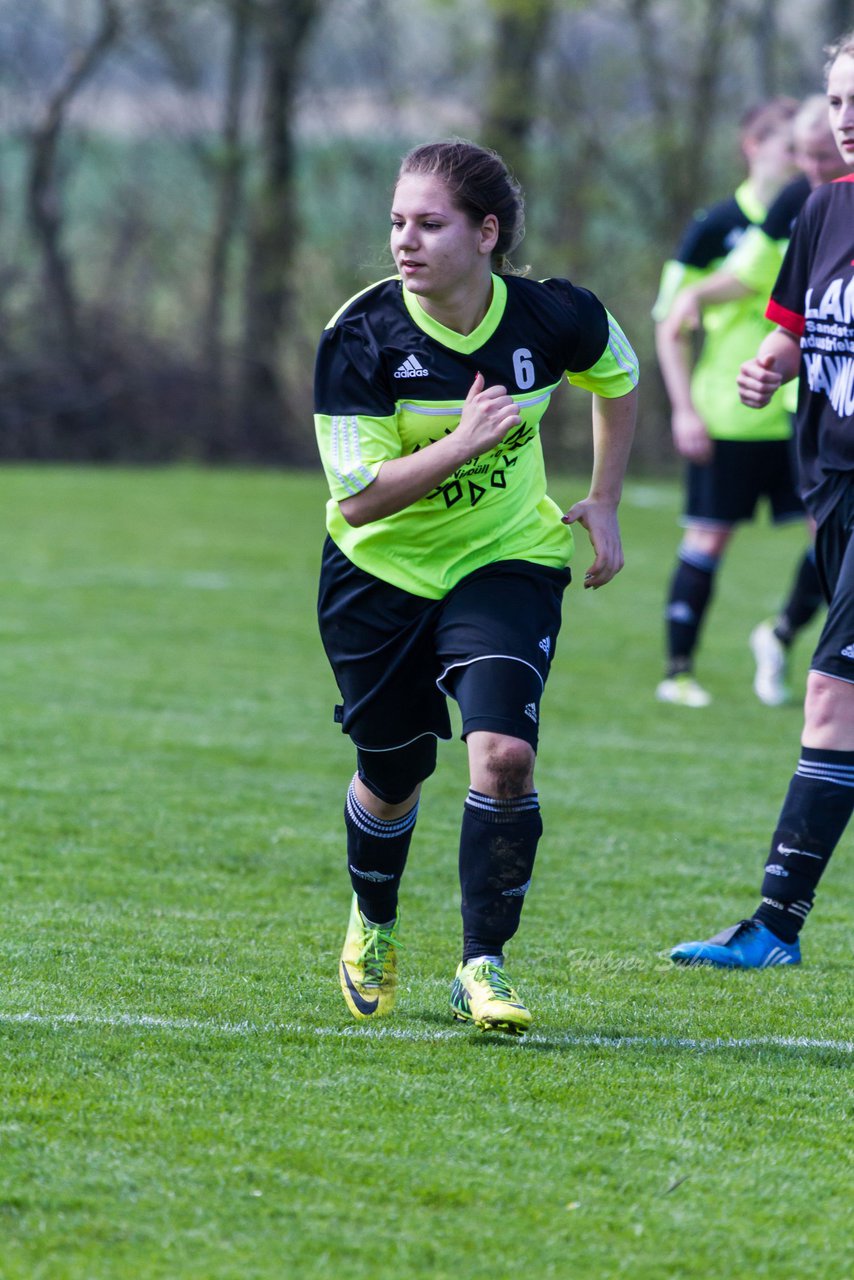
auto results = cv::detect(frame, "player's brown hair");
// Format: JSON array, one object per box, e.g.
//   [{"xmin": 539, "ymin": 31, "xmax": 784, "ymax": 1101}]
[
  {"xmin": 739, "ymin": 96, "xmax": 799, "ymax": 145},
  {"xmin": 397, "ymin": 140, "xmax": 526, "ymax": 275}
]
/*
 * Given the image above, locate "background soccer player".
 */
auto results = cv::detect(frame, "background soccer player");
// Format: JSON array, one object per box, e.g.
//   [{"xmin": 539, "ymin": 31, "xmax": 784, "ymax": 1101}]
[
  {"xmin": 661, "ymin": 95, "xmax": 849, "ymax": 706},
  {"xmin": 671, "ymin": 32, "xmax": 854, "ymax": 967},
  {"xmin": 653, "ymin": 98, "xmax": 800, "ymax": 708},
  {"xmin": 314, "ymin": 139, "xmax": 638, "ymax": 1034}
]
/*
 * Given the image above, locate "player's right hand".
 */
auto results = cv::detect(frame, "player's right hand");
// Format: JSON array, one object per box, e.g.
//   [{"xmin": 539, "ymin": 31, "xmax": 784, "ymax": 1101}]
[
  {"xmin": 457, "ymin": 372, "xmax": 522, "ymax": 455},
  {"xmin": 737, "ymin": 353, "xmax": 782, "ymax": 409}
]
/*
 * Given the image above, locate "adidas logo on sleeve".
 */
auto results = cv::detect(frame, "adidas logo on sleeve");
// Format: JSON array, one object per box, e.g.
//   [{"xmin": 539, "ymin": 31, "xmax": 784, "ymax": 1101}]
[{"xmin": 394, "ymin": 354, "xmax": 429, "ymax": 378}]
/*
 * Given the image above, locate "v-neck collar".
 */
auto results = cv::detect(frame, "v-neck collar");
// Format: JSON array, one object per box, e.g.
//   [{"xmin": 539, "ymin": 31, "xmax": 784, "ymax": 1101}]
[{"xmin": 400, "ymin": 274, "xmax": 507, "ymax": 354}]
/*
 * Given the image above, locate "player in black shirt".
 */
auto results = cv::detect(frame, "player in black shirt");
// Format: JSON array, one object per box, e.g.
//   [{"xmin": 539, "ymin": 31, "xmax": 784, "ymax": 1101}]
[
  {"xmin": 659, "ymin": 96, "xmax": 848, "ymax": 707},
  {"xmin": 671, "ymin": 33, "xmax": 854, "ymax": 967}
]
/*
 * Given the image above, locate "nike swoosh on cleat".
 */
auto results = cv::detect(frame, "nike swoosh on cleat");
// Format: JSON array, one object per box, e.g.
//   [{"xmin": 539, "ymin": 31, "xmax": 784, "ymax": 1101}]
[{"xmin": 340, "ymin": 962, "xmax": 379, "ymax": 1015}]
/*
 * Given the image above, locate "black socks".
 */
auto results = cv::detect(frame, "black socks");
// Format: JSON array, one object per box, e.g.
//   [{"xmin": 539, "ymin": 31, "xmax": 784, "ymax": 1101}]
[
  {"xmin": 664, "ymin": 548, "xmax": 719, "ymax": 674},
  {"xmin": 459, "ymin": 788, "xmax": 542, "ymax": 963},
  {"xmin": 754, "ymin": 747, "xmax": 854, "ymax": 943},
  {"xmin": 775, "ymin": 548, "xmax": 824, "ymax": 645},
  {"xmin": 344, "ymin": 777, "xmax": 418, "ymax": 922}
]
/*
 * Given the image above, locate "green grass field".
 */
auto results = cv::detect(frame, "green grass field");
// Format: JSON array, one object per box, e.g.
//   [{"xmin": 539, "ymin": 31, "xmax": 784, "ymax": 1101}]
[{"xmin": 0, "ymin": 466, "xmax": 850, "ymax": 1280}]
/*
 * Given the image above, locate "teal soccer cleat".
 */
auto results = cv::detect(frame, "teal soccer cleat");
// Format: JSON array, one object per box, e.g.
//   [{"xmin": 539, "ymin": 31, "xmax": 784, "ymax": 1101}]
[{"xmin": 670, "ymin": 918, "xmax": 801, "ymax": 968}]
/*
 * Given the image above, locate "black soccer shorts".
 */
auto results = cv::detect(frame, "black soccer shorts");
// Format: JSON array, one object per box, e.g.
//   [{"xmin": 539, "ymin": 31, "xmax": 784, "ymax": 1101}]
[
  {"xmin": 684, "ymin": 436, "xmax": 803, "ymax": 528},
  {"xmin": 810, "ymin": 485, "xmax": 854, "ymax": 686},
  {"xmin": 318, "ymin": 537, "xmax": 571, "ymax": 754}
]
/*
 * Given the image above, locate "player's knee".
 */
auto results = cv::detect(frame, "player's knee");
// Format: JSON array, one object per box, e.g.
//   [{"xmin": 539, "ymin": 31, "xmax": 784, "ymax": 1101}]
[
  {"xmin": 681, "ymin": 527, "xmax": 730, "ymax": 560},
  {"xmin": 470, "ymin": 733, "xmax": 535, "ymax": 798},
  {"xmin": 804, "ymin": 672, "xmax": 854, "ymax": 742}
]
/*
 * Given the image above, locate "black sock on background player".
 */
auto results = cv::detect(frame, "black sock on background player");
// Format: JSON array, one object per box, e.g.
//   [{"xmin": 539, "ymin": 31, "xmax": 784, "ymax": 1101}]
[
  {"xmin": 664, "ymin": 548, "xmax": 719, "ymax": 675},
  {"xmin": 774, "ymin": 548, "xmax": 824, "ymax": 647},
  {"xmin": 754, "ymin": 747, "xmax": 854, "ymax": 943}
]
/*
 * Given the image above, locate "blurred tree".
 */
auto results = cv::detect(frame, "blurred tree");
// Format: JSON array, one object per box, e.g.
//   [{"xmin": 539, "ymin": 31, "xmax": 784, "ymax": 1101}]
[
  {"xmin": 0, "ymin": 0, "xmax": 843, "ymax": 466},
  {"xmin": 201, "ymin": 0, "xmax": 251, "ymax": 419},
  {"xmin": 625, "ymin": 0, "xmax": 734, "ymax": 241},
  {"xmin": 480, "ymin": 0, "xmax": 556, "ymax": 190},
  {"xmin": 751, "ymin": 0, "xmax": 780, "ymax": 96},
  {"xmin": 239, "ymin": 0, "xmax": 327, "ymax": 462},
  {"xmin": 26, "ymin": 0, "xmax": 122, "ymax": 373},
  {"xmin": 826, "ymin": 0, "xmax": 854, "ymax": 42}
]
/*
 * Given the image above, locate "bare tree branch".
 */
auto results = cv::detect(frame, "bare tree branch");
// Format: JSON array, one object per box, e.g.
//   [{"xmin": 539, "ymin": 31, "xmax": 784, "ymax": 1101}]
[{"xmin": 26, "ymin": 0, "xmax": 122, "ymax": 369}]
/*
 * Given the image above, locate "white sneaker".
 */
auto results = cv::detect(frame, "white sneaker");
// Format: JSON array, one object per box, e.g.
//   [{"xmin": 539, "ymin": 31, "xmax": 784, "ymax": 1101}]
[
  {"xmin": 750, "ymin": 620, "xmax": 791, "ymax": 706},
  {"xmin": 655, "ymin": 674, "xmax": 711, "ymax": 707}
]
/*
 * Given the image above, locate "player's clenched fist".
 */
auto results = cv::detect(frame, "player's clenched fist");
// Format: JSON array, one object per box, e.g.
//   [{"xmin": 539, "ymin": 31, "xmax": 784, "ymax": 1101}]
[
  {"xmin": 456, "ymin": 371, "xmax": 522, "ymax": 454},
  {"xmin": 737, "ymin": 353, "xmax": 783, "ymax": 409}
]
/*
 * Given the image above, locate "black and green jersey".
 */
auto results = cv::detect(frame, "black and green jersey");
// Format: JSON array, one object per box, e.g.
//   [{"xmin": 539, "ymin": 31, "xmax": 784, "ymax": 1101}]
[
  {"xmin": 724, "ymin": 176, "xmax": 811, "ymax": 415},
  {"xmin": 726, "ymin": 175, "xmax": 811, "ymax": 293},
  {"xmin": 314, "ymin": 273, "xmax": 638, "ymax": 599},
  {"xmin": 653, "ymin": 180, "xmax": 792, "ymax": 442}
]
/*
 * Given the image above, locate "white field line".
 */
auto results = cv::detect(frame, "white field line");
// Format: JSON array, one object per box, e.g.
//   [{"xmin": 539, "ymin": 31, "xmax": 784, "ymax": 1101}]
[{"xmin": 1, "ymin": 1011, "xmax": 851, "ymax": 1054}]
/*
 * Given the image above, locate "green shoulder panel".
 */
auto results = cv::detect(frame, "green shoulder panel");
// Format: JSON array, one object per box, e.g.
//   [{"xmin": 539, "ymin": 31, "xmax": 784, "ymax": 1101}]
[{"xmin": 568, "ymin": 312, "xmax": 639, "ymax": 397}]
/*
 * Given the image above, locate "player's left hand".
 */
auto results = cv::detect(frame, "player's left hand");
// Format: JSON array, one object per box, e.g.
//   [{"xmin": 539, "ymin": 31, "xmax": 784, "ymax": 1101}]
[{"xmin": 562, "ymin": 498, "xmax": 624, "ymax": 588}]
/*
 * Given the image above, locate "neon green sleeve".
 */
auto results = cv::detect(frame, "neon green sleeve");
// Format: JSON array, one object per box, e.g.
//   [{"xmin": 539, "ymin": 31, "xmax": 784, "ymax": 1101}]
[
  {"xmin": 725, "ymin": 226, "xmax": 786, "ymax": 294},
  {"xmin": 651, "ymin": 260, "xmax": 706, "ymax": 323},
  {"xmin": 314, "ymin": 411, "xmax": 399, "ymax": 501}
]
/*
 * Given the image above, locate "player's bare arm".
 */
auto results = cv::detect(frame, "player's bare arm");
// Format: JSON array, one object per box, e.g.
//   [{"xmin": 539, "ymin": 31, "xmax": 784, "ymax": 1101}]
[
  {"xmin": 562, "ymin": 386, "xmax": 637, "ymax": 588},
  {"xmin": 339, "ymin": 372, "xmax": 521, "ymax": 527},
  {"xmin": 654, "ymin": 320, "xmax": 713, "ymax": 464},
  {"xmin": 661, "ymin": 273, "xmax": 752, "ymax": 341}
]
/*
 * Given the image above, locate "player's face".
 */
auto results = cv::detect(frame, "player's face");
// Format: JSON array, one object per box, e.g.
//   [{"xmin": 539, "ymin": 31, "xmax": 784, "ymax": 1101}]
[
  {"xmin": 827, "ymin": 54, "xmax": 854, "ymax": 166},
  {"xmin": 390, "ymin": 174, "xmax": 496, "ymax": 313},
  {"xmin": 795, "ymin": 128, "xmax": 848, "ymax": 187},
  {"xmin": 748, "ymin": 124, "xmax": 796, "ymax": 186}
]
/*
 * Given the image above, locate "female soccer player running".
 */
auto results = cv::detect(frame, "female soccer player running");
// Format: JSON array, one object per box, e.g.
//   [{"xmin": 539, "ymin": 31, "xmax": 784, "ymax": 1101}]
[
  {"xmin": 314, "ymin": 140, "xmax": 638, "ymax": 1032},
  {"xmin": 671, "ymin": 33, "xmax": 854, "ymax": 967}
]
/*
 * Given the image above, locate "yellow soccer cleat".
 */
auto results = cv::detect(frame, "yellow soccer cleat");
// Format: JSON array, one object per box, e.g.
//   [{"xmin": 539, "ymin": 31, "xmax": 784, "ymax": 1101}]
[
  {"xmin": 450, "ymin": 957, "xmax": 532, "ymax": 1036},
  {"xmin": 339, "ymin": 894, "xmax": 401, "ymax": 1019}
]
